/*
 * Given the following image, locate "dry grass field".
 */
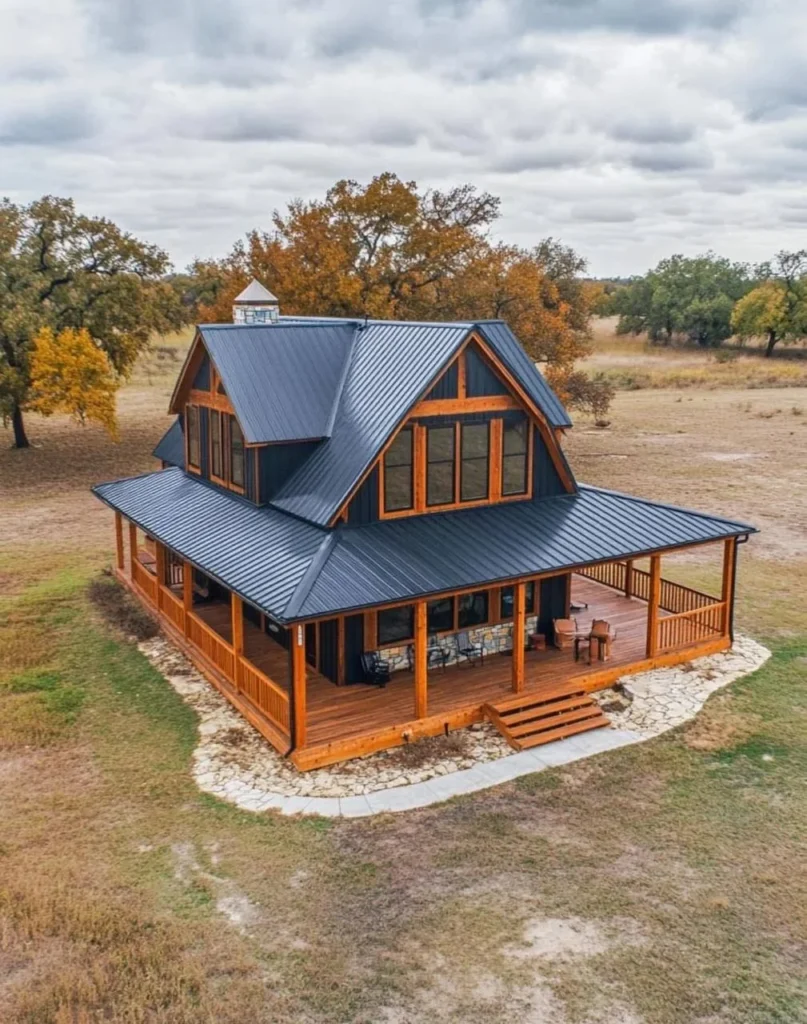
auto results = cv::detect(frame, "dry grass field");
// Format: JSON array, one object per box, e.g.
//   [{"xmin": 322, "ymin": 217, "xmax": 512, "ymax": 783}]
[{"xmin": 1, "ymin": 325, "xmax": 806, "ymax": 1023}]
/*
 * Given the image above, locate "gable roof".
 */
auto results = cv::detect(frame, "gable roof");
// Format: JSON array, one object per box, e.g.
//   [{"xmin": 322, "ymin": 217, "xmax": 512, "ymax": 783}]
[
  {"xmin": 93, "ymin": 467, "xmax": 755, "ymax": 624},
  {"xmin": 270, "ymin": 317, "xmax": 573, "ymax": 525},
  {"xmin": 234, "ymin": 279, "xmax": 278, "ymax": 303},
  {"xmin": 197, "ymin": 322, "xmax": 354, "ymax": 444},
  {"xmin": 152, "ymin": 418, "xmax": 184, "ymax": 468}
]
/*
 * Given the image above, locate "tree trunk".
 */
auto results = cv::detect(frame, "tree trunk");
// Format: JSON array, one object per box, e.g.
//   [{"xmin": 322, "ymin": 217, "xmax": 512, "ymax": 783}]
[
  {"xmin": 11, "ymin": 402, "xmax": 29, "ymax": 448},
  {"xmin": 765, "ymin": 329, "xmax": 778, "ymax": 358}
]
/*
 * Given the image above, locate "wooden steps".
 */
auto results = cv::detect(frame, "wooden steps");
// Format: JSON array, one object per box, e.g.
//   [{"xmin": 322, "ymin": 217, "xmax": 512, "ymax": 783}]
[{"xmin": 483, "ymin": 685, "xmax": 609, "ymax": 751}]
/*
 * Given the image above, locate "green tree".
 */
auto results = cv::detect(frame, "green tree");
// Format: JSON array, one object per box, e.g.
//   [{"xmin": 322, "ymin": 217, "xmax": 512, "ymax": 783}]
[
  {"xmin": 614, "ymin": 253, "xmax": 752, "ymax": 347},
  {"xmin": 732, "ymin": 251, "xmax": 807, "ymax": 356},
  {"xmin": 0, "ymin": 196, "xmax": 185, "ymax": 448}
]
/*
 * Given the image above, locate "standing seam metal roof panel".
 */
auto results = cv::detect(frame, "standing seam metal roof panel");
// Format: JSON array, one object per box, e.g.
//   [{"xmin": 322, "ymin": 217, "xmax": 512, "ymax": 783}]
[
  {"xmin": 198, "ymin": 323, "xmax": 354, "ymax": 444},
  {"xmin": 152, "ymin": 419, "xmax": 185, "ymax": 468}
]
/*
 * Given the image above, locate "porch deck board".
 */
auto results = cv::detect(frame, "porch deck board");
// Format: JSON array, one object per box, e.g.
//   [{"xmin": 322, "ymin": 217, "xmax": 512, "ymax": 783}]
[{"xmin": 195, "ymin": 576, "xmax": 652, "ymax": 749}]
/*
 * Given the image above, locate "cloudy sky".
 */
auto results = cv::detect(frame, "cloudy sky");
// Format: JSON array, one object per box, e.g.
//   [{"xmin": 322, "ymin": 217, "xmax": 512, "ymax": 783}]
[{"xmin": 2, "ymin": 0, "xmax": 806, "ymax": 277}]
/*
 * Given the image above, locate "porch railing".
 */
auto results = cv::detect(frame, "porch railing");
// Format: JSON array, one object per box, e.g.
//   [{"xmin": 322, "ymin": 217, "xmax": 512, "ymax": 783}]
[
  {"xmin": 132, "ymin": 558, "xmax": 158, "ymax": 605},
  {"xmin": 656, "ymin": 602, "xmax": 726, "ymax": 653},
  {"xmin": 238, "ymin": 659, "xmax": 290, "ymax": 733},
  {"xmin": 579, "ymin": 561, "xmax": 718, "ymax": 616},
  {"xmin": 158, "ymin": 585, "xmax": 185, "ymax": 633},
  {"xmin": 188, "ymin": 613, "xmax": 235, "ymax": 680}
]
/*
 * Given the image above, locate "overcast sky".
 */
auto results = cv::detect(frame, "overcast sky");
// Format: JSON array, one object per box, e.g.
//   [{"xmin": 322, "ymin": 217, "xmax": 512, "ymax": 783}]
[{"xmin": 2, "ymin": 0, "xmax": 806, "ymax": 277}]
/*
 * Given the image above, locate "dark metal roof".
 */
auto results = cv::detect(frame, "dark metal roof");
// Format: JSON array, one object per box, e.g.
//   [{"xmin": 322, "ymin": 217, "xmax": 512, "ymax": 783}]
[
  {"xmin": 198, "ymin": 322, "xmax": 353, "ymax": 444},
  {"xmin": 92, "ymin": 467, "xmax": 755, "ymax": 623},
  {"xmin": 93, "ymin": 468, "xmax": 325, "ymax": 621},
  {"xmin": 152, "ymin": 419, "xmax": 184, "ymax": 468},
  {"xmin": 292, "ymin": 485, "xmax": 756, "ymax": 619}
]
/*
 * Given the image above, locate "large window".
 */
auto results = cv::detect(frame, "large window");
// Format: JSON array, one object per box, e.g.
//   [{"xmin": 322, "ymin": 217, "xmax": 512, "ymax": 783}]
[
  {"xmin": 500, "ymin": 581, "xmax": 536, "ymax": 618},
  {"xmin": 427, "ymin": 597, "xmax": 454, "ymax": 633},
  {"xmin": 378, "ymin": 604, "xmax": 414, "ymax": 645},
  {"xmin": 229, "ymin": 415, "xmax": 245, "ymax": 488},
  {"xmin": 502, "ymin": 417, "xmax": 529, "ymax": 496},
  {"xmin": 210, "ymin": 409, "xmax": 224, "ymax": 479},
  {"xmin": 427, "ymin": 425, "xmax": 455, "ymax": 506},
  {"xmin": 460, "ymin": 422, "xmax": 489, "ymax": 502},
  {"xmin": 187, "ymin": 405, "xmax": 200, "ymax": 469},
  {"xmin": 384, "ymin": 427, "xmax": 413, "ymax": 512},
  {"xmin": 458, "ymin": 590, "xmax": 488, "ymax": 628}
]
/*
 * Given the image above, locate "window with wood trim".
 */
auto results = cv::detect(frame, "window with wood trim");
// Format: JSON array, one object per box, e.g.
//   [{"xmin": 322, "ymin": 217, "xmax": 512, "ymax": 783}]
[
  {"xmin": 186, "ymin": 405, "xmax": 201, "ymax": 469},
  {"xmin": 427, "ymin": 425, "xmax": 456, "ymax": 506},
  {"xmin": 502, "ymin": 416, "xmax": 529, "ymax": 496},
  {"xmin": 377, "ymin": 604, "xmax": 414, "ymax": 645},
  {"xmin": 210, "ymin": 409, "xmax": 224, "ymax": 480},
  {"xmin": 383, "ymin": 426, "xmax": 414, "ymax": 512},
  {"xmin": 229, "ymin": 415, "xmax": 245, "ymax": 489},
  {"xmin": 458, "ymin": 590, "xmax": 488, "ymax": 628},
  {"xmin": 500, "ymin": 581, "xmax": 536, "ymax": 618},
  {"xmin": 427, "ymin": 596, "xmax": 454, "ymax": 633},
  {"xmin": 460, "ymin": 422, "xmax": 489, "ymax": 502}
]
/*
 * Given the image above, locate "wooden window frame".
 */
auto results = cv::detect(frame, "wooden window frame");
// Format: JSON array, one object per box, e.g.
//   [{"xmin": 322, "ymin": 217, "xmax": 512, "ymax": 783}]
[
  {"xmin": 209, "ymin": 408, "xmax": 226, "ymax": 484},
  {"xmin": 228, "ymin": 414, "xmax": 246, "ymax": 494},
  {"xmin": 501, "ymin": 415, "xmax": 532, "ymax": 499},
  {"xmin": 381, "ymin": 425, "xmax": 414, "ymax": 513},
  {"xmin": 186, "ymin": 403, "xmax": 201, "ymax": 474},
  {"xmin": 459, "ymin": 421, "xmax": 490, "ymax": 504},
  {"xmin": 426, "ymin": 423, "xmax": 457, "ymax": 508}
]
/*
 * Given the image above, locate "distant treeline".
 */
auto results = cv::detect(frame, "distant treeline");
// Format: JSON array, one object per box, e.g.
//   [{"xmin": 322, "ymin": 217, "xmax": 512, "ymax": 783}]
[{"xmin": 587, "ymin": 252, "xmax": 807, "ymax": 356}]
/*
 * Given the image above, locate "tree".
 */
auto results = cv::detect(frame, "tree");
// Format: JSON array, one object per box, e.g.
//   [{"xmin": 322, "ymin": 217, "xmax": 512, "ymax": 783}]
[
  {"xmin": 28, "ymin": 326, "xmax": 119, "ymax": 437},
  {"xmin": 732, "ymin": 251, "xmax": 807, "ymax": 356},
  {"xmin": 0, "ymin": 196, "xmax": 185, "ymax": 448},
  {"xmin": 614, "ymin": 253, "xmax": 752, "ymax": 347}
]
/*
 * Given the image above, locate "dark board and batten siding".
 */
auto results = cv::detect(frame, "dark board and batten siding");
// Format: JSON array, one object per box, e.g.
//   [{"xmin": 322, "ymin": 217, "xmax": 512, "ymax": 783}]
[
  {"xmin": 532, "ymin": 425, "xmax": 566, "ymax": 499},
  {"xmin": 319, "ymin": 619, "xmax": 339, "ymax": 683},
  {"xmin": 258, "ymin": 441, "xmax": 320, "ymax": 503},
  {"xmin": 537, "ymin": 574, "xmax": 570, "ymax": 641},
  {"xmin": 424, "ymin": 362, "xmax": 459, "ymax": 400},
  {"xmin": 465, "ymin": 345, "xmax": 510, "ymax": 398},
  {"xmin": 347, "ymin": 466, "xmax": 379, "ymax": 525},
  {"xmin": 344, "ymin": 614, "xmax": 365, "ymax": 684},
  {"xmin": 193, "ymin": 353, "xmax": 211, "ymax": 391}
]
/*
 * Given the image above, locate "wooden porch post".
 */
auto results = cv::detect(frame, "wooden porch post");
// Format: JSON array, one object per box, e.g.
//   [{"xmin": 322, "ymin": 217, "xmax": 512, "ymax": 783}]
[
  {"xmin": 292, "ymin": 622, "xmax": 307, "ymax": 749},
  {"xmin": 182, "ymin": 561, "xmax": 193, "ymax": 637},
  {"xmin": 414, "ymin": 600, "xmax": 428, "ymax": 719},
  {"xmin": 624, "ymin": 559, "xmax": 634, "ymax": 599},
  {"xmin": 646, "ymin": 554, "xmax": 661, "ymax": 657},
  {"xmin": 721, "ymin": 537, "xmax": 737, "ymax": 637},
  {"xmin": 114, "ymin": 512, "xmax": 124, "ymax": 571},
  {"xmin": 231, "ymin": 593, "xmax": 244, "ymax": 690},
  {"xmin": 128, "ymin": 522, "xmax": 137, "ymax": 578},
  {"xmin": 155, "ymin": 541, "xmax": 167, "ymax": 589},
  {"xmin": 512, "ymin": 581, "xmax": 526, "ymax": 693}
]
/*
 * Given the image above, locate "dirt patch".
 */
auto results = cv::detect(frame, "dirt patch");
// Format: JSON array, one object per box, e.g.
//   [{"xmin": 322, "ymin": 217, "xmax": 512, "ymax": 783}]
[
  {"xmin": 507, "ymin": 916, "xmax": 645, "ymax": 962},
  {"xmin": 88, "ymin": 572, "xmax": 159, "ymax": 642},
  {"xmin": 683, "ymin": 697, "xmax": 762, "ymax": 752}
]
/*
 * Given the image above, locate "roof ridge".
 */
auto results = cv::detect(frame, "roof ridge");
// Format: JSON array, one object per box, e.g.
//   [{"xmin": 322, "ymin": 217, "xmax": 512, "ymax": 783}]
[
  {"xmin": 325, "ymin": 323, "xmax": 362, "ymax": 437},
  {"xmin": 578, "ymin": 483, "xmax": 757, "ymax": 533},
  {"xmin": 283, "ymin": 530, "xmax": 339, "ymax": 619}
]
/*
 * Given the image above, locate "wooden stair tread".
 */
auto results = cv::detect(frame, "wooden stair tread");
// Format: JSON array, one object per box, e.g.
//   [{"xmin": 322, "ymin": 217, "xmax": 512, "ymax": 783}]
[
  {"xmin": 497, "ymin": 694, "xmax": 596, "ymax": 726},
  {"xmin": 517, "ymin": 715, "xmax": 609, "ymax": 749},
  {"xmin": 507, "ymin": 705, "xmax": 606, "ymax": 738},
  {"xmin": 489, "ymin": 684, "xmax": 588, "ymax": 714}
]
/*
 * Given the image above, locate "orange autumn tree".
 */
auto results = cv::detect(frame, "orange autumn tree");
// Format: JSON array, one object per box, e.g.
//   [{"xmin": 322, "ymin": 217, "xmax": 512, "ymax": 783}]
[
  {"xmin": 192, "ymin": 173, "xmax": 611, "ymax": 416},
  {"xmin": 28, "ymin": 326, "xmax": 120, "ymax": 438}
]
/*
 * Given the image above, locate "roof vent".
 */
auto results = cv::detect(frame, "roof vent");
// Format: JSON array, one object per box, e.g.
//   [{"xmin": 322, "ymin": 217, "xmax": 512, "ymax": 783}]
[{"xmin": 232, "ymin": 278, "xmax": 279, "ymax": 324}]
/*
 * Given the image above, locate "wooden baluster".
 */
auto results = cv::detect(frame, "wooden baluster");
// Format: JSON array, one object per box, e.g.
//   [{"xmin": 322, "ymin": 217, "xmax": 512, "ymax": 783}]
[
  {"xmin": 182, "ymin": 561, "xmax": 192, "ymax": 637},
  {"xmin": 414, "ymin": 600, "xmax": 427, "ymax": 719},
  {"xmin": 512, "ymin": 582, "xmax": 526, "ymax": 693},
  {"xmin": 646, "ymin": 554, "xmax": 661, "ymax": 657}
]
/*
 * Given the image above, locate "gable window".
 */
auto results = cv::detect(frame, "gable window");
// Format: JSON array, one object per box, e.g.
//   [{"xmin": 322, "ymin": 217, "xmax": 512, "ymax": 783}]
[
  {"xmin": 187, "ymin": 405, "xmax": 200, "ymax": 469},
  {"xmin": 427, "ymin": 597, "xmax": 454, "ymax": 633},
  {"xmin": 460, "ymin": 422, "xmax": 489, "ymax": 502},
  {"xmin": 500, "ymin": 581, "xmax": 536, "ymax": 618},
  {"xmin": 210, "ymin": 409, "xmax": 224, "ymax": 480},
  {"xmin": 378, "ymin": 604, "xmax": 414, "ymax": 645},
  {"xmin": 502, "ymin": 417, "xmax": 529, "ymax": 496},
  {"xmin": 458, "ymin": 590, "xmax": 488, "ymax": 628},
  {"xmin": 427, "ymin": 425, "xmax": 455, "ymax": 506},
  {"xmin": 229, "ymin": 416, "xmax": 245, "ymax": 489},
  {"xmin": 383, "ymin": 427, "xmax": 414, "ymax": 512}
]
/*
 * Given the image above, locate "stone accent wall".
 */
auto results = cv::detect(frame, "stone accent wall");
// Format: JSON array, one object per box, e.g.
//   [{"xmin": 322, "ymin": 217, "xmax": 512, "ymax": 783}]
[{"xmin": 377, "ymin": 616, "xmax": 539, "ymax": 673}]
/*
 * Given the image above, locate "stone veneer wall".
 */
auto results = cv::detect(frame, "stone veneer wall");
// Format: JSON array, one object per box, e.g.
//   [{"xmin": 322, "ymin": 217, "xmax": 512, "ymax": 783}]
[{"xmin": 377, "ymin": 616, "xmax": 540, "ymax": 673}]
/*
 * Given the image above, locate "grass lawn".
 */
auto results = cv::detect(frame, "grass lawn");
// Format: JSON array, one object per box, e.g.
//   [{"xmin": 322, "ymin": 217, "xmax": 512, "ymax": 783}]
[{"xmin": 1, "ymin": 327, "xmax": 806, "ymax": 1023}]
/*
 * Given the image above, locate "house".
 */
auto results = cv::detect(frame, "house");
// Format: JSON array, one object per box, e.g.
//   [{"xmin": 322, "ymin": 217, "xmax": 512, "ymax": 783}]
[{"xmin": 94, "ymin": 282, "xmax": 756, "ymax": 770}]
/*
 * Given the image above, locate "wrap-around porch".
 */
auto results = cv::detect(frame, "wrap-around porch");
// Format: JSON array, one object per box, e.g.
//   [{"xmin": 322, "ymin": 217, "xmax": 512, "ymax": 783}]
[{"xmin": 112, "ymin": 511, "xmax": 736, "ymax": 769}]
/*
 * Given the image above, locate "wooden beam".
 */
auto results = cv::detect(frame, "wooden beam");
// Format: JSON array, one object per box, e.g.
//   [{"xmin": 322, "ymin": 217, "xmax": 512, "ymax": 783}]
[
  {"xmin": 128, "ymin": 522, "xmax": 137, "ymax": 577},
  {"xmin": 231, "ymin": 593, "xmax": 243, "ymax": 691},
  {"xmin": 414, "ymin": 600, "xmax": 428, "ymax": 719},
  {"xmin": 489, "ymin": 417, "xmax": 503, "ymax": 503},
  {"xmin": 624, "ymin": 559, "xmax": 634, "ymax": 599},
  {"xmin": 410, "ymin": 395, "xmax": 520, "ymax": 417},
  {"xmin": 114, "ymin": 512, "xmax": 124, "ymax": 571},
  {"xmin": 512, "ymin": 582, "xmax": 526, "ymax": 693},
  {"xmin": 291, "ymin": 622, "xmax": 307, "ymax": 749},
  {"xmin": 721, "ymin": 537, "xmax": 737, "ymax": 636},
  {"xmin": 646, "ymin": 554, "xmax": 661, "ymax": 657}
]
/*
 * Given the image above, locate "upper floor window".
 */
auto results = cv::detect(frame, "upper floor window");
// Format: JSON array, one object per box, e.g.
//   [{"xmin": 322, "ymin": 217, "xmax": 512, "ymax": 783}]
[
  {"xmin": 384, "ymin": 427, "xmax": 413, "ymax": 511},
  {"xmin": 460, "ymin": 423, "xmax": 489, "ymax": 502},
  {"xmin": 229, "ymin": 416, "xmax": 245, "ymax": 489},
  {"xmin": 210, "ymin": 409, "xmax": 224, "ymax": 480},
  {"xmin": 427, "ymin": 425, "xmax": 455, "ymax": 506},
  {"xmin": 502, "ymin": 417, "xmax": 529, "ymax": 496},
  {"xmin": 187, "ymin": 405, "xmax": 200, "ymax": 469}
]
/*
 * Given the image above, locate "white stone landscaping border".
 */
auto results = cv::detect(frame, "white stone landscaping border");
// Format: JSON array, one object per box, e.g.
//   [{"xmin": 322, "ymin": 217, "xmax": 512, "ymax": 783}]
[{"xmin": 138, "ymin": 634, "xmax": 770, "ymax": 818}]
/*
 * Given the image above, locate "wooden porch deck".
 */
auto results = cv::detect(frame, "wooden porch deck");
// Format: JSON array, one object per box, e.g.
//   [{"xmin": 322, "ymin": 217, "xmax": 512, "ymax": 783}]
[{"xmin": 194, "ymin": 575, "xmax": 651, "ymax": 750}]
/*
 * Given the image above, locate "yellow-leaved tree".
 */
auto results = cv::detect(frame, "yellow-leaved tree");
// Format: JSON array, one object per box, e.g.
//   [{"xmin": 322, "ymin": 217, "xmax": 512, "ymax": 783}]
[{"xmin": 28, "ymin": 326, "xmax": 120, "ymax": 439}]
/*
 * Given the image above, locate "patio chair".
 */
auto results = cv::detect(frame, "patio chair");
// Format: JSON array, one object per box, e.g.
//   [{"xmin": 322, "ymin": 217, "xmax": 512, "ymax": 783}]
[
  {"xmin": 553, "ymin": 617, "xmax": 579, "ymax": 651},
  {"xmin": 428, "ymin": 634, "xmax": 451, "ymax": 671},
  {"xmin": 452, "ymin": 630, "xmax": 485, "ymax": 667},
  {"xmin": 359, "ymin": 652, "xmax": 390, "ymax": 687},
  {"xmin": 589, "ymin": 619, "xmax": 617, "ymax": 662}
]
